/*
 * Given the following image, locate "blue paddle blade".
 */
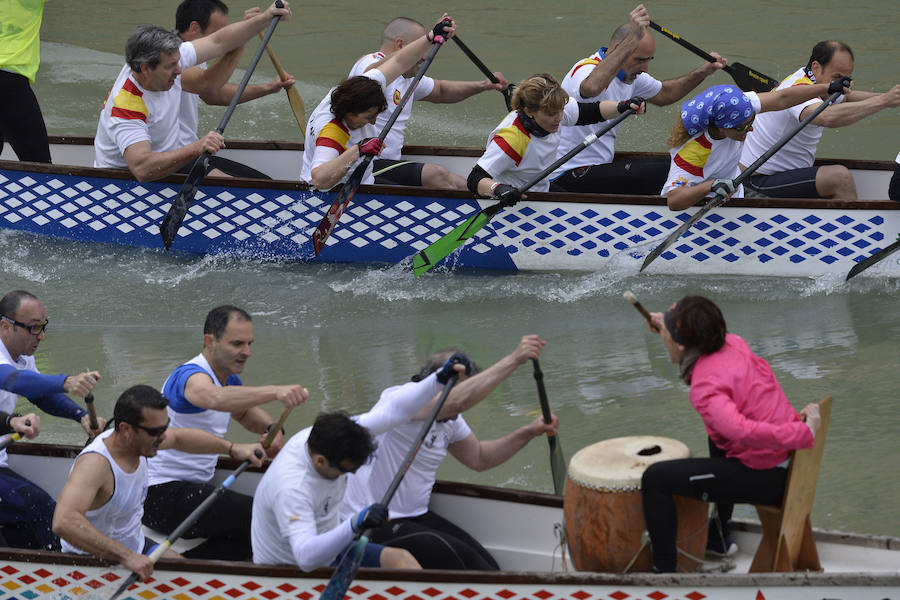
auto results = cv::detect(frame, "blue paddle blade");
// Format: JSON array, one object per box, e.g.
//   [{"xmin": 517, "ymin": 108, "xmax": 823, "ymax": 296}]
[{"xmin": 320, "ymin": 536, "xmax": 368, "ymax": 600}]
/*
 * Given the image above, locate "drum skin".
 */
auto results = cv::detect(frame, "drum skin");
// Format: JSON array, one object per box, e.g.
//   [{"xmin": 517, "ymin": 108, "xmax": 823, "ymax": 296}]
[{"xmin": 563, "ymin": 436, "xmax": 709, "ymax": 573}]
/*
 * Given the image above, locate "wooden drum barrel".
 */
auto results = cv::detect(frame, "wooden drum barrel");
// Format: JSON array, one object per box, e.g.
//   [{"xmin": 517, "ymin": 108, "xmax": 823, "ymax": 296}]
[{"xmin": 564, "ymin": 436, "xmax": 708, "ymax": 573}]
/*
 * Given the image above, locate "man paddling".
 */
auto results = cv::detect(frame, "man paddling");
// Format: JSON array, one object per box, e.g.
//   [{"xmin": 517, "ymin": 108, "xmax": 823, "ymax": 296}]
[
  {"xmin": 175, "ymin": 0, "xmax": 296, "ymax": 178},
  {"xmin": 341, "ymin": 335, "xmax": 558, "ymax": 570},
  {"xmin": 0, "ymin": 290, "xmax": 105, "ymax": 551},
  {"xmin": 53, "ymin": 385, "xmax": 263, "ymax": 581},
  {"xmin": 347, "ymin": 17, "xmax": 508, "ymax": 190},
  {"xmin": 550, "ymin": 4, "xmax": 728, "ymax": 195},
  {"xmin": 740, "ymin": 41, "xmax": 900, "ymax": 201},
  {"xmin": 142, "ymin": 305, "xmax": 308, "ymax": 561},
  {"xmin": 93, "ymin": 1, "xmax": 292, "ymax": 182}
]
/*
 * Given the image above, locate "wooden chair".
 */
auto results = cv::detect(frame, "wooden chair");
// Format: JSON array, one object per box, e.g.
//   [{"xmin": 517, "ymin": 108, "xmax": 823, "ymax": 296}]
[{"xmin": 749, "ymin": 396, "xmax": 832, "ymax": 573}]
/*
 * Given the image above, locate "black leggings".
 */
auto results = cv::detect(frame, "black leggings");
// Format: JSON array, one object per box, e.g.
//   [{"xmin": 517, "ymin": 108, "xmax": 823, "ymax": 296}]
[
  {"xmin": 890, "ymin": 163, "xmax": 900, "ymax": 202},
  {"xmin": 641, "ymin": 454, "xmax": 786, "ymax": 572},
  {"xmin": 549, "ymin": 157, "xmax": 670, "ymax": 195},
  {"xmin": 143, "ymin": 480, "xmax": 253, "ymax": 561},
  {"xmin": 370, "ymin": 510, "xmax": 499, "ymax": 570},
  {"xmin": 0, "ymin": 70, "xmax": 51, "ymax": 163}
]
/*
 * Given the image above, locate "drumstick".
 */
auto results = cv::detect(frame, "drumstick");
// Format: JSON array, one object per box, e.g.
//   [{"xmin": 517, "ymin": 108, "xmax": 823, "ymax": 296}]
[{"xmin": 623, "ymin": 290, "xmax": 659, "ymax": 333}]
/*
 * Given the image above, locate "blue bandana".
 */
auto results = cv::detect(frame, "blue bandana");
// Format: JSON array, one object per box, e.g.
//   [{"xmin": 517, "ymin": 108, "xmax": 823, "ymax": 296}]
[
  {"xmin": 680, "ymin": 85, "xmax": 755, "ymax": 137},
  {"xmin": 597, "ymin": 48, "xmax": 628, "ymax": 82}
]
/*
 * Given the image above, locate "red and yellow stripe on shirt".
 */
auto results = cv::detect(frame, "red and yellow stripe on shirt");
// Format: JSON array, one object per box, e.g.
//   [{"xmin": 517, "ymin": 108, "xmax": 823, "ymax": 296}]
[
  {"xmin": 673, "ymin": 133, "xmax": 712, "ymax": 177},
  {"xmin": 571, "ymin": 57, "xmax": 601, "ymax": 77},
  {"xmin": 791, "ymin": 74, "xmax": 815, "ymax": 87},
  {"xmin": 110, "ymin": 79, "xmax": 148, "ymax": 122},
  {"xmin": 316, "ymin": 119, "xmax": 351, "ymax": 153},
  {"xmin": 491, "ymin": 117, "xmax": 531, "ymax": 166}
]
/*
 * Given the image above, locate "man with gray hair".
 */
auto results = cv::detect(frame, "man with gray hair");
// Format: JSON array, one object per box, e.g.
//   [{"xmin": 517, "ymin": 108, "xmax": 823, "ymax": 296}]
[
  {"xmin": 347, "ymin": 17, "xmax": 509, "ymax": 190},
  {"xmin": 93, "ymin": 1, "xmax": 291, "ymax": 182}
]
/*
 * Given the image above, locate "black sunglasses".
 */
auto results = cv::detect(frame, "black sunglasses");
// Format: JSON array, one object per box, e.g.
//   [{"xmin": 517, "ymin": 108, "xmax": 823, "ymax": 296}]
[
  {"xmin": 1, "ymin": 315, "xmax": 49, "ymax": 336},
  {"xmin": 129, "ymin": 419, "xmax": 169, "ymax": 437}
]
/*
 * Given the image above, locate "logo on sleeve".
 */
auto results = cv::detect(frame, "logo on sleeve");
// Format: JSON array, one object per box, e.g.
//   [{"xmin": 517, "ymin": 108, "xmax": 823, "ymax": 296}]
[{"xmin": 393, "ymin": 89, "xmax": 401, "ymax": 105}]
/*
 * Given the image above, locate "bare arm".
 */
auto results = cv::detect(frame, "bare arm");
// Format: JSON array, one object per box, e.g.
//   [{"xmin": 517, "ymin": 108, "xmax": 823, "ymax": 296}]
[
  {"xmin": 758, "ymin": 82, "xmax": 832, "ymax": 113},
  {"xmin": 202, "ymin": 76, "xmax": 294, "ymax": 106},
  {"xmin": 122, "ymin": 136, "xmax": 223, "ymax": 182},
  {"xmin": 448, "ymin": 414, "xmax": 559, "ymax": 472},
  {"xmin": 191, "ymin": 2, "xmax": 291, "ymax": 65},
  {"xmin": 309, "ymin": 144, "xmax": 363, "ymax": 190},
  {"xmin": 649, "ymin": 52, "xmax": 727, "ymax": 106},
  {"xmin": 52, "ymin": 453, "xmax": 155, "ymax": 579},
  {"xmin": 801, "ymin": 84, "xmax": 900, "ymax": 128},
  {"xmin": 423, "ymin": 73, "xmax": 508, "ymax": 104},
  {"xmin": 160, "ymin": 426, "xmax": 264, "ymax": 465},
  {"xmin": 183, "ymin": 371, "xmax": 308, "ymax": 413},
  {"xmin": 666, "ymin": 179, "xmax": 716, "ymax": 211},
  {"xmin": 579, "ymin": 5, "xmax": 649, "ymax": 98}
]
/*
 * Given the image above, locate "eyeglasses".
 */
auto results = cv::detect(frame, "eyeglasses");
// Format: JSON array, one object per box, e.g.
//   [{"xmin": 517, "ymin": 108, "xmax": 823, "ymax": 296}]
[
  {"xmin": 129, "ymin": 419, "xmax": 169, "ymax": 437},
  {"xmin": 1, "ymin": 315, "xmax": 49, "ymax": 336},
  {"xmin": 732, "ymin": 118, "xmax": 755, "ymax": 133}
]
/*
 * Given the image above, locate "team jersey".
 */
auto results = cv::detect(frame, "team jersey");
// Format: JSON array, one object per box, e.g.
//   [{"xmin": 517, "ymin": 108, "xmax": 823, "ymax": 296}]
[
  {"xmin": 550, "ymin": 50, "xmax": 663, "ymax": 178},
  {"xmin": 94, "ymin": 41, "xmax": 198, "ymax": 169},
  {"xmin": 347, "ymin": 52, "xmax": 436, "ymax": 160},
  {"xmin": 0, "ymin": 0, "xmax": 48, "ymax": 82},
  {"xmin": 740, "ymin": 67, "xmax": 844, "ymax": 175},
  {"xmin": 176, "ymin": 60, "xmax": 207, "ymax": 146},
  {"xmin": 661, "ymin": 93, "xmax": 761, "ymax": 198},
  {"xmin": 476, "ymin": 98, "xmax": 581, "ymax": 192},
  {"xmin": 299, "ymin": 69, "xmax": 386, "ymax": 186}
]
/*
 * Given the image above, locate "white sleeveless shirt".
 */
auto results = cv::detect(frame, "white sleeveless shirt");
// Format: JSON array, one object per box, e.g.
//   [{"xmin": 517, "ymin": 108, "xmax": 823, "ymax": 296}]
[{"xmin": 61, "ymin": 430, "xmax": 147, "ymax": 554}]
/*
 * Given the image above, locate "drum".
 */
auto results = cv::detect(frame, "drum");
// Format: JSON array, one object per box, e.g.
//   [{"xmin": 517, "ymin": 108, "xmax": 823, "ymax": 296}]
[{"xmin": 564, "ymin": 436, "xmax": 708, "ymax": 573}]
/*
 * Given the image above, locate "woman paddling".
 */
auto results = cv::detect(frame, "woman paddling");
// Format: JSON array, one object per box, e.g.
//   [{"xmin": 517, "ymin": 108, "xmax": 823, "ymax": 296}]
[
  {"xmin": 640, "ymin": 295, "xmax": 821, "ymax": 573},
  {"xmin": 466, "ymin": 73, "xmax": 645, "ymax": 202},
  {"xmin": 300, "ymin": 15, "xmax": 455, "ymax": 191},
  {"xmin": 661, "ymin": 78, "xmax": 850, "ymax": 211}
]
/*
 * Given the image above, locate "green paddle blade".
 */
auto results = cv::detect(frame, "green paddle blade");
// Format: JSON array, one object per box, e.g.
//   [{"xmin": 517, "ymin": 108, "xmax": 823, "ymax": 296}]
[{"xmin": 412, "ymin": 204, "xmax": 499, "ymax": 277}]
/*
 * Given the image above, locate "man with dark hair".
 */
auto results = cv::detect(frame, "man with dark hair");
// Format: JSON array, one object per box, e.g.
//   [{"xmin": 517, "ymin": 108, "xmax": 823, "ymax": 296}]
[
  {"xmin": 93, "ymin": 1, "xmax": 292, "ymax": 182},
  {"xmin": 0, "ymin": 289, "xmax": 105, "ymax": 551},
  {"xmin": 741, "ymin": 40, "xmax": 900, "ymax": 200},
  {"xmin": 346, "ymin": 17, "xmax": 508, "ymax": 190},
  {"xmin": 342, "ymin": 335, "xmax": 558, "ymax": 570},
  {"xmin": 174, "ymin": 0, "xmax": 295, "ymax": 177},
  {"xmin": 550, "ymin": 4, "xmax": 727, "ymax": 195},
  {"xmin": 143, "ymin": 304, "xmax": 308, "ymax": 561},
  {"xmin": 53, "ymin": 385, "xmax": 263, "ymax": 581}
]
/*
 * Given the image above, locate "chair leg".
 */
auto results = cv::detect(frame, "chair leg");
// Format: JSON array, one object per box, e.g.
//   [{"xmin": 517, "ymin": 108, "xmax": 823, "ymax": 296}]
[{"xmin": 749, "ymin": 508, "xmax": 782, "ymax": 573}]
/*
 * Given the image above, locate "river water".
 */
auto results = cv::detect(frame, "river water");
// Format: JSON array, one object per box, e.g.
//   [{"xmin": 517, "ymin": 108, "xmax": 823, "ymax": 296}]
[{"xmin": 4, "ymin": 1, "xmax": 898, "ymax": 539}]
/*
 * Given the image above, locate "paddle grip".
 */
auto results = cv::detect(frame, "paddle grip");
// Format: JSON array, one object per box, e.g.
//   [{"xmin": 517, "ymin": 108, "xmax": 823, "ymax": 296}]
[{"xmin": 85, "ymin": 393, "xmax": 98, "ymax": 431}]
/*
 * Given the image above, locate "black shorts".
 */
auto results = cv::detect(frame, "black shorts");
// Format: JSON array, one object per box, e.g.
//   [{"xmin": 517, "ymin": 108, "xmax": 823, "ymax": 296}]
[
  {"xmin": 744, "ymin": 167, "xmax": 822, "ymax": 199},
  {"xmin": 373, "ymin": 159, "xmax": 425, "ymax": 186},
  {"xmin": 889, "ymin": 163, "xmax": 900, "ymax": 202},
  {"xmin": 174, "ymin": 155, "xmax": 271, "ymax": 179},
  {"xmin": 549, "ymin": 157, "xmax": 670, "ymax": 195}
]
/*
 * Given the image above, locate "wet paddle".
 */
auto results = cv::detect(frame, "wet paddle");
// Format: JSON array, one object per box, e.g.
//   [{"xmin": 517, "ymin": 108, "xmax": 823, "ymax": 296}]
[
  {"xmin": 108, "ymin": 448, "xmax": 264, "ymax": 600},
  {"xmin": 452, "ymin": 35, "xmax": 513, "ymax": 111},
  {"xmin": 640, "ymin": 86, "xmax": 847, "ymax": 273},
  {"xmin": 320, "ymin": 374, "xmax": 460, "ymax": 600},
  {"xmin": 531, "ymin": 359, "xmax": 565, "ymax": 496},
  {"xmin": 160, "ymin": 1, "xmax": 286, "ymax": 250},
  {"xmin": 258, "ymin": 32, "xmax": 305, "ymax": 128},
  {"xmin": 649, "ymin": 21, "xmax": 777, "ymax": 93},
  {"xmin": 846, "ymin": 233, "xmax": 900, "ymax": 280},
  {"xmin": 623, "ymin": 290, "xmax": 659, "ymax": 332},
  {"xmin": 413, "ymin": 108, "xmax": 637, "ymax": 276},
  {"xmin": 311, "ymin": 25, "xmax": 450, "ymax": 256}
]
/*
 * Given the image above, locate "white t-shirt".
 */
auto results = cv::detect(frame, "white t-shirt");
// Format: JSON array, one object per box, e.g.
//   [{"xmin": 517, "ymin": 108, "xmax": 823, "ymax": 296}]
[
  {"xmin": 0, "ymin": 340, "xmax": 38, "ymax": 469},
  {"xmin": 61, "ymin": 430, "xmax": 147, "ymax": 555},
  {"xmin": 348, "ymin": 52, "xmax": 436, "ymax": 160},
  {"xmin": 476, "ymin": 98, "xmax": 581, "ymax": 193},
  {"xmin": 299, "ymin": 69, "xmax": 386, "ymax": 187},
  {"xmin": 740, "ymin": 67, "xmax": 844, "ymax": 175},
  {"xmin": 94, "ymin": 41, "xmax": 199, "ymax": 169},
  {"xmin": 551, "ymin": 52, "xmax": 663, "ymax": 178},
  {"xmin": 661, "ymin": 92, "xmax": 762, "ymax": 198},
  {"xmin": 895, "ymin": 150, "xmax": 900, "ymax": 164},
  {"xmin": 177, "ymin": 60, "xmax": 207, "ymax": 146}
]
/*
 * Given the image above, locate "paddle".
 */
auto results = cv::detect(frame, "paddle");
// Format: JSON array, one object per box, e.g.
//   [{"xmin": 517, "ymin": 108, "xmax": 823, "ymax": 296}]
[
  {"xmin": 640, "ymin": 87, "xmax": 847, "ymax": 272},
  {"xmin": 452, "ymin": 35, "xmax": 513, "ymax": 111},
  {"xmin": 319, "ymin": 374, "xmax": 460, "ymax": 600},
  {"xmin": 160, "ymin": 1, "xmax": 286, "ymax": 250},
  {"xmin": 109, "ymin": 447, "xmax": 265, "ymax": 600},
  {"xmin": 649, "ymin": 21, "xmax": 777, "ymax": 93},
  {"xmin": 310, "ymin": 26, "xmax": 450, "ymax": 256},
  {"xmin": 0, "ymin": 418, "xmax": 30, "ymax": 451},
  {"xmin": 262, "ymin": 405, "xmax": 293, "ymax": 449},
  {"xmin": 846, "ymin": 233, "xmax": 900, "ymax": 280},
  {"xmin": 531, "ymin": 359, "xmax": 565, "ymax": 496},
  {"xmin": 258, "ymin": 32, "xmax": 305, "ymax": 128},
  {"xmin": 413, "ymin": 107, "xmax": 637, "ymax": 276},
  {"xmin": 623, "ymin": 290, "xmax": 659, "ymax": 332}
]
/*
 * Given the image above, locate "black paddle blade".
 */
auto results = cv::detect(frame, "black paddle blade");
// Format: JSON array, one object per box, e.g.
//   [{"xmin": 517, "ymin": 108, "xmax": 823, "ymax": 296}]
[
  {"xmin": 640, "ymin": 197, "xmax": 724, "ymax": 272},
  {"xmin": 311, "ymin": 158, "xmax": 370, "ymax": 255},
  {"xmin": 728, "ymin": 62, "xmax": 778, "ymax": 93},
  {"xmin": 846, "ymin": 237, "xmax": 900, "ymax": 281},
  {"xmin": 160, "ymin": 155, "xmax": 210, "ymax": 250}
]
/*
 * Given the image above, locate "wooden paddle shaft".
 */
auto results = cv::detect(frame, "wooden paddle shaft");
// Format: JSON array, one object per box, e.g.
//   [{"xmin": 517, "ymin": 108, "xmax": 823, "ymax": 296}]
[{"xmin": 262, "ymin": 405, "xmax": 293, "ymax": 449}]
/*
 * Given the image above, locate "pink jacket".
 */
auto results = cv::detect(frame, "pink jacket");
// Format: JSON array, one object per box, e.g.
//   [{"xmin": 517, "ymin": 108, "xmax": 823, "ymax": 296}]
[{"xmin": 690, "ymin": 334, "xmax": 814, "ymax": 470}]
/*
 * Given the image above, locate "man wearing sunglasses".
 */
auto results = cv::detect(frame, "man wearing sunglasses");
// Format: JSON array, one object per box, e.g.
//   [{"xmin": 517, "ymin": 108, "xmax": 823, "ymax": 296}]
[
  {"xmin": 0, "ymin": 290, "xmax": 106, "ymax": 551},
  {"xmin": 53, "ymin": 385, "xmax": 263, "ymax": 582},
  {"xmin": 143, "ymin": 304, "xmax": 308, "ymax": 561}
]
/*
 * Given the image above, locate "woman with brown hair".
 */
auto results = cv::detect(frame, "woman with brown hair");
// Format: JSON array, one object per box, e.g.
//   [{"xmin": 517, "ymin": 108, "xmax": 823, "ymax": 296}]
[
  {"xmin": 640, "ymin": 295, "xmax": 822, "ymax": 572},
  {"xmin": 466, "ymin": 73, "xmax": 644, "ymax": 202}
]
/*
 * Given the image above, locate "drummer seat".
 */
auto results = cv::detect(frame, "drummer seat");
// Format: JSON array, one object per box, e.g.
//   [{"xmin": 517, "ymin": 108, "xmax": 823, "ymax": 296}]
[{"xmin": 749, "ymin": 396, "xmax": 832, "ymax": 573}]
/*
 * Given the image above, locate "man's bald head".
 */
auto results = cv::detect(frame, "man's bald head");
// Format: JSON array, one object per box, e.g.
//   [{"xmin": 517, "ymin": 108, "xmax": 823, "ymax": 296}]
[{"xmin": 382, "ymin": 17, "xmax": 426, "ymax": 48}]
